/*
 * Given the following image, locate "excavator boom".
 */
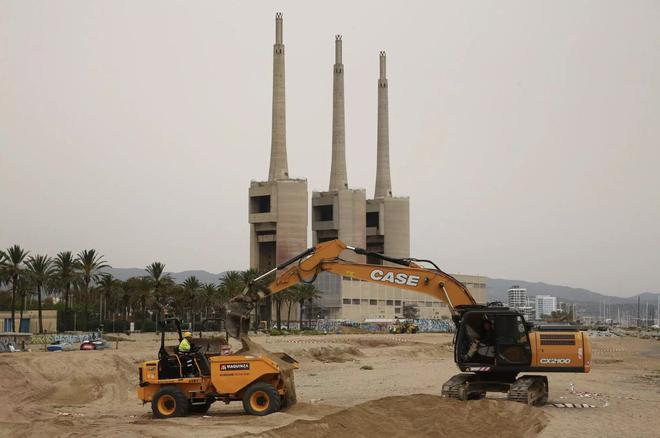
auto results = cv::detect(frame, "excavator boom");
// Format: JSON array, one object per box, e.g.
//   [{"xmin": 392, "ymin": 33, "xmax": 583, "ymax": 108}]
[{"xmin": 225, "ymin": 239, "xmax": 475, "ymax": 337}]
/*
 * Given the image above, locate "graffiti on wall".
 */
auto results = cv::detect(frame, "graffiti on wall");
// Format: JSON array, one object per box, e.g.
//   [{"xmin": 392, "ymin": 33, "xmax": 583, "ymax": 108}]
[
  {"xmin": 29, "ymin": 332, "xmax": 100, "ymax": 345},
  {"xmin": 308, "ymin": 319, "xmax": 455, "ymax": 333},
  {"xmin": 415, "ymin": 319, "xmax": 455, "ymax": 333}
]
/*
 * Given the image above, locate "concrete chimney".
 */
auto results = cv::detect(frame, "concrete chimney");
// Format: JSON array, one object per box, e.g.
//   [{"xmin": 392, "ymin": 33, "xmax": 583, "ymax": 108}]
[
  {"xmin": 374, "ymin": 51, "xmax": 392, "ymax": 198},
  {"xmin": 268, "ymin": 12, "xmax": 288, "ymax": 181},
  {"xmin": 329, "ymin": 35, "xmax": 348, "ymax": 191}
]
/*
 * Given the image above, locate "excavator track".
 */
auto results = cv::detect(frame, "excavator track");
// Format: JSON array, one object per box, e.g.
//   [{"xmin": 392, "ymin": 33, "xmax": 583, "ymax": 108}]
[
  {"xmin": 441, "ymin": 374, "xmax": 473, "ymax": 399},
  {"xmin": 441, "ymin": 374, "xmax": 486, "ymax": 400},
  {"xmin": 507, "ymin": 375, "xmax": 548, "ymax": 405}
]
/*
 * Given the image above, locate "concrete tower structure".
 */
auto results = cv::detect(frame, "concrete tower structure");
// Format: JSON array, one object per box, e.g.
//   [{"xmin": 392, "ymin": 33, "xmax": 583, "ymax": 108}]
[
  {"xmin": 329, "ymin": 35, "xmax": 348, "ymax": 191},
  {"xmin": 268, "ymin": 12, "xmax": 288, "ymax": 181},
  {"xmin": 312, "ymin": 35, "xmax": 366, "ymax": 261},
  {"xmin": 248, "ymin": 13, "xmax": 308, "ymax": 285},
  {"xmin": 374, "ymin": 51, "xmax": 392, "ymax": 198},
  {"xmin": 366, "ymin": 51, "xmax": 410, "ymax": 263},
  {"xmin": 312, "ymin": 35, "xmax": 366, "ymax": 318}
]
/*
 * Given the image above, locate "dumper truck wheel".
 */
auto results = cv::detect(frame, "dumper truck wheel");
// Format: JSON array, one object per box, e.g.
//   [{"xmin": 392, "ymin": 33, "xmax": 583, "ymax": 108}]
[
  {"xmin": 152, "ymin": 387, "xmax": 189, "ymax": 418},
  {"xmin": 242, "ymin": 382, "xmax": 281, "ymax": 416}
]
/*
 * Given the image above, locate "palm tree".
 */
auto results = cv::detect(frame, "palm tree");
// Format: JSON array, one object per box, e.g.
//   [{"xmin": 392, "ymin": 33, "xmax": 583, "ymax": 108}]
[
  {"xmin": 182, "ymin": 275, "xmax": 201, "ymax": 328},
  {"xmin": 53, "ymin": 251, "xmax": 81, "ymax": 329},
  {"xmin": 280, "ymin": 286, "xmax": 297, "ymax": 329},
  {"xmin": 294, "ymin": 283, "xmax": 321, "ymax": 329},
  {"xmin": 201, "ymin": 283, "xmax": 217, "ymax": 318},
  {"xmin": 97, "ymin": 274, "xmax": 118, "ymax": 321},
  {"xmin": 0, "ymin": 250, "xmax": 8, "ymax": 297},
  {"xmin": 77, "ymin": 249, "xmax": 109, "ymax": 330},
  {"xmin": 2, "ymin": 245, "xmax": 29, "ymax": 332},
  {"xmin": 25, "ymin": 254, "xmax": 55, "ymax": 333},
  {"xmin": 119, "ymin": 279, "xmax": 133, "ymax": 319},
  {"xmin": 219, "ymin": 271, "xmax": 245, "ymax": 299},
  {"xmin": 146, "ymin": 262, "xmax": 170, "ymax": 323},
  {"xmin": 125, "ymin": 276, "xmax": 152, "ymax": 317}
]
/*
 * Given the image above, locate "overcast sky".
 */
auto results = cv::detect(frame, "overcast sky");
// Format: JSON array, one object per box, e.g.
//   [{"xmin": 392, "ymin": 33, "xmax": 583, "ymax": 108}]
[{"xmin": 1, "ymin": 1, "xmax": 658, "ymax": 297}]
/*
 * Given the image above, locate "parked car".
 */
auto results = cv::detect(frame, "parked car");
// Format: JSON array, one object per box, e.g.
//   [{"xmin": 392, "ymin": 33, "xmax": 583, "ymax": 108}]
[
  {"xmin": 47, "ymin": 340, "xmax": 75, "ymax": 352},
  {"xmin": 80, "ymin": 339, "xmax": 110, "ymax": 350}
]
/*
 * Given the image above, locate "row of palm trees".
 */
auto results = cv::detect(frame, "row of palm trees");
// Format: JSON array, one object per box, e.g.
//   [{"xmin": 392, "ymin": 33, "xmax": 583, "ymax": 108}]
[{"xmin": 0, "ymin": 245, "xmax": 322, "ymax": 333}]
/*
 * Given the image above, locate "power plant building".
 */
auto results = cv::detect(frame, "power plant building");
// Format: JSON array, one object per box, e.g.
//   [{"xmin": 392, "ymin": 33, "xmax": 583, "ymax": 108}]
[
  {"xmin": 248, "ymin": 14, "xmax": 486, "ymax": 324},
  {"xmin": 248, "ymin": 14, "xmax": 308, "ymax": 321}
]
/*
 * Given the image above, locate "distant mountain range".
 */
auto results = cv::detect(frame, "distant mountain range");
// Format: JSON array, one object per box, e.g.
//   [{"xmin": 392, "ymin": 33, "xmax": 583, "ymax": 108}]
[{"xmin": 103, "ymin": 268, "xmax": 224, "ymax": 285}]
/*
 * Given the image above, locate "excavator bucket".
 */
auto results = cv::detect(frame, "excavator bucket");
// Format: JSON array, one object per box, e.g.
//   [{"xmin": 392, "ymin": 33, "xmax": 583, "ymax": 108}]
[{"xmin": 225, "ymin": 292, "xmax": 255, "ymax": 339}]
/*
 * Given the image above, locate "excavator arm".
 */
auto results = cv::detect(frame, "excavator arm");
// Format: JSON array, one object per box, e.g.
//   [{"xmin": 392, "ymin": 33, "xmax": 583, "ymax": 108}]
[{"xmin": 225, "ymin": 239, "xmax": 476, "ymax": 337}]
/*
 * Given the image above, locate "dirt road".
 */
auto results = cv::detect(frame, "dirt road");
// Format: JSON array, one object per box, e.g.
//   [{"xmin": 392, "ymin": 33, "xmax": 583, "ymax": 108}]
[{"xmin": 0, "ymin": 332, "xmax": 657, "ymax": 437}]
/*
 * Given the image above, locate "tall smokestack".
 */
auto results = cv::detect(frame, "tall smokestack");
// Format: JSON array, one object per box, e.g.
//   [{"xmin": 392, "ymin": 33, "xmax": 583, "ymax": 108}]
[
  {"xmin": 268, "ymin": 12, "xmax": 288, "ymax": 181},
  {"xmin": 374, "ymin": 51, "xmax": 392, "ymax": 198},
  {"xmin": 329, "ymin": 35, "xmax": 348, "ymax": 191}
]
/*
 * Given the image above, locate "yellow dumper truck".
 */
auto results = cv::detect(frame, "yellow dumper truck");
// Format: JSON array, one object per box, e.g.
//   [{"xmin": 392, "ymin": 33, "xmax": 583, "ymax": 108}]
[{"xmin": 137, "ymin": 319, "xmax": 297, "ymax": 418}]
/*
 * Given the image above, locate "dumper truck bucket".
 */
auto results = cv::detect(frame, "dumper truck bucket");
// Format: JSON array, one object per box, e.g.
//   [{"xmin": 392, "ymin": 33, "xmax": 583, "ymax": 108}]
[{"xmin": 271, "ymin": 352, "xmax": 300, "ymax": 369}]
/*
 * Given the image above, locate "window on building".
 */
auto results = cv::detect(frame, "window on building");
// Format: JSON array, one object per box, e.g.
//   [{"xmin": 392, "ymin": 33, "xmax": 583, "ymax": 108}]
[
  {"xmin": 362, "ymin": 299, "xmax": 369, "ymax": 304},
  {"xmin": 314, "ymin": 204, "xmax": 333, "ymax": 222},
  {"xmin": 249, "ymin": 195, "xmax": 271, "ymax": 214},
  {"xmin": 425, "ymin": 301, "xmax": 432, "ymax": 307},
  {"xmin": 395, "ymin": 300, "xmax": 401, "ymax": 306},
  {"xmin": 386, "ymin": 300, "xmax": 394, "ymax": 306},
  {"xmin": 369, "ymin": 299, "xmax": 377, "ymax": 305},
  {"xmin": 352, "ymin": 299, "xmax": 360, "ymax": 305},
  {"xmin": 366, "ymin": 211, "xmax": 379, "ymax": 228},
  {"xmin": 394, "ymin": 307, "xmax": 401, "ymax": 313},
  {"xmin": 342, "ymin": 298, "xmax": 351, "ymax": 305}
]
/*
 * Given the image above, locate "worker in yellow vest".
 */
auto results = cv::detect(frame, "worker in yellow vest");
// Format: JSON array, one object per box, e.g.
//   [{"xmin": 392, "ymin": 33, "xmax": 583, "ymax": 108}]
[
  {"xmin": 179, "ymin": 331, "xmax": 193, "ymax": 353},
  {"xmin": 178, "ymin": 331, "xmax": 195, "ymax": 376}
]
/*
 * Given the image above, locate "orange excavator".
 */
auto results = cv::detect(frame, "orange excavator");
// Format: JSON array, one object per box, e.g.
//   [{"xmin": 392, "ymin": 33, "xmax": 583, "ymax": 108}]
[{"xmin": 226, "ymin": 239, "xmax": 592, "ymax": 405}]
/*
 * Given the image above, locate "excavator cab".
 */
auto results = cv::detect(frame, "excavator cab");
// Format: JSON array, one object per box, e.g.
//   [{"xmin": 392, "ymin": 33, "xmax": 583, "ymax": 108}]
[{"xmin": 455, "ymin": 308, "xmax": 532, "ymax": 370}]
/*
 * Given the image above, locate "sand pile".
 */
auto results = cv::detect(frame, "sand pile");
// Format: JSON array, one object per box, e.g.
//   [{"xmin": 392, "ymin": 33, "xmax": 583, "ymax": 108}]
[
  {"xmin": 0, "ymin": 349, "xmax": 146, "ymax": 435},
  {"xmin": 307, "ymin": 345, "xmax": 364, "ymax": 363},
  {"xmin": 350, "ymin": 338, "xmax": 399, "ymax": 348},
  {"xmin": 248, "ymin": 394, "xmax": 547, "ymax": 438}
]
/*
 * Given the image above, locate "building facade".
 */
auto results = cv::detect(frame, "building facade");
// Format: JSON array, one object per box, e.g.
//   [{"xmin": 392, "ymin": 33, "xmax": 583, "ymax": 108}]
[
  {"xmin": 535, "ymin": 295, "xmax": 558, "ymax": 319},
  {"xmin": 507, "ymin": 285, "xmax": 535, "ymax": 321},
  {"xmin": 1, "ymin": 310, "xmax": 58, "ymax": 333},
  {"xmin": 507, "ymin": 285, "xmax": 528, "ymax": 308}
]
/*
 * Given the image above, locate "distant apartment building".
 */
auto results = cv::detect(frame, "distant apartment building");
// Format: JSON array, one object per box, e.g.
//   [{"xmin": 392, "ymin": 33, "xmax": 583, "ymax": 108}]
[
  {"xmin": 535, "ymin": 295, "xmax": 558, "ymax": 319},
  {"xmin": 507, "ymin": 286, "xmax": 535, "ymax": 321},
  {"xmin": 507, "ymin": 286, "xmax": 528, "ymax": 308}
]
